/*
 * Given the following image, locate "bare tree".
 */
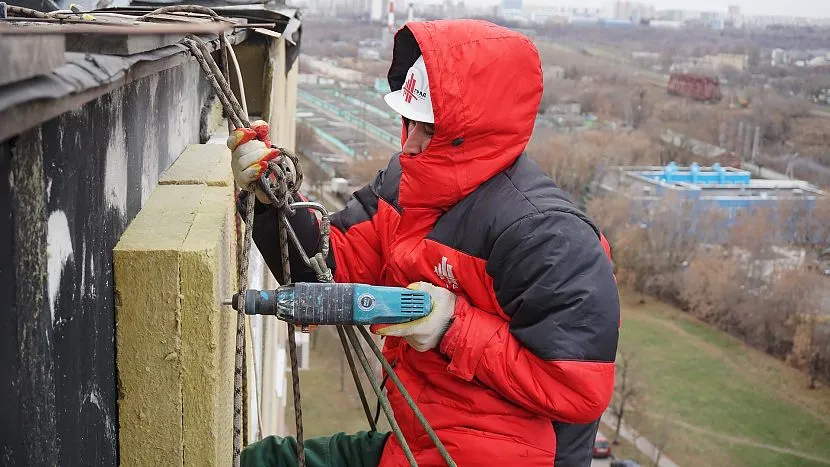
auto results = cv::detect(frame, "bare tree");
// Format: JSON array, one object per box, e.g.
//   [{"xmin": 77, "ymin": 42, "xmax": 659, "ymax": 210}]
[
  {"xmin": 813, "ymin": 327, "xmax": 830, "ymax": 387},
  {"xmin": 659, "ymin": 48, "xmax": 676, "ymax": 72},
  {"xmin": 346, "ymin": 150, "xmax": 390, "ymax": 186},
  {"xmin": 611, "ymin": 348, "xmax": 645, "ymax": 445},
  {"xmin": 718, "ymin": 65, "xmax": 742, "ymax": 84},
  {"xmin": 586, "ymin": 195, "xmax": 635, "ymax": 243},
  {"xmin": 746, "ymin": 46, "xmax": 761, "ymax": 70},
  {"xmin": 727, "ymin": 207, "xmax": 779, "ymax": 272},
  {"xmin": 748, "ymin": 268, "xmax": 819, "ymax": 359},
  {"xmin": 811, "ymin": 198, "xmax": 830, "ymax": 248},
  {"xmin": 528, "ymin": 130, "xmax": 660, "ymax": 203},
  {"xmin": 680, "ymin": 255, "xmax": 746, "ymax": 332},
  {"xmin": 296, "ymin": 122, "xmax": 317, "ymax": 153},
  {"xmin": 790, "ymin": 313, "xmax": 822, "ymax": 389},
  {"xmin": 783, "ymin": 270, "xmax": 826, "ymax": 387},
  {"xmin": 614, "ymin": 194, "xmax": 700, "ymax": 301},
  {"xmin": 625, "ymin": 409, "xmax": 647, "ymax": 447},
  {"xmin": 651, "ymin": 418, "xmax": 672, "ymax": 467},
  {"xmin": 752, "ymin": 93, "xmax": 810, "ymax": 145}
]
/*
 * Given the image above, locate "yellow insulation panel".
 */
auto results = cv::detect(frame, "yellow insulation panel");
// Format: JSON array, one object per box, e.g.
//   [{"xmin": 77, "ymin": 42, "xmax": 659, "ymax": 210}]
[
  {"xmin": 114, "ymin": 182, "xmax": 237, "ymax": 467},
  {"xmin": 180, "ymin": 187, "xmax": 236, "ymax": 467},
  {"xmin": 159, "ymin": 144, "xmax": 233, "ymax": 187}
]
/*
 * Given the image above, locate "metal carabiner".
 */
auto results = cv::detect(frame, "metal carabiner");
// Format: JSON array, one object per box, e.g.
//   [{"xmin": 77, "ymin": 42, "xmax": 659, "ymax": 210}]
[{"xmin": 288, "ymin": 201, "xmax": 331, "ymax": 260}]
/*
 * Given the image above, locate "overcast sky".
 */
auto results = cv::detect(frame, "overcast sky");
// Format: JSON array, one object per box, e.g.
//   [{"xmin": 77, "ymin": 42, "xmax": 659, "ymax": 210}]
[{"xmin": 458, "ymin": 0, "xmax": 830, "ymax": 19}]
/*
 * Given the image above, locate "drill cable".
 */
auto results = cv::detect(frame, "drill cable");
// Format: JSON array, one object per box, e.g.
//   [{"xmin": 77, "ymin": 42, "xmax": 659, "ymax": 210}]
[
  {"xmin": 343, "ymin": 327, "xmax": 418, "ymax": 467},
  {"xmin": 336, "ymin": 326, "xmax": 377, "ymax": 432}
]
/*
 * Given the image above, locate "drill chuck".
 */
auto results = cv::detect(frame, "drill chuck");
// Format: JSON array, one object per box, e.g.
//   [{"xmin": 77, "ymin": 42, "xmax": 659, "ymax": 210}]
[{"xmin": 229, "ymin": 282, "xmax": 432, "ymax": 325}]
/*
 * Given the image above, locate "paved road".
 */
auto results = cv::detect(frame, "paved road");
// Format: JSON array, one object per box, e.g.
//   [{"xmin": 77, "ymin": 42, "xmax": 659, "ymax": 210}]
[
  {"xmin": 602, "ymin": 413, "xmax": 679, "ymax": 467},
  {"xmin": 591, "ymin": 429, "xmax": 612, "ymax": 467}
]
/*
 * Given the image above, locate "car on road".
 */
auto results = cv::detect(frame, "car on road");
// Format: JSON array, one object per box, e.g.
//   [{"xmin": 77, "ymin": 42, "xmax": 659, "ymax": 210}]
[
  {"xmin": 611, "ymin": 460, "xmax": 640, "ymax": 467},
  {"xmin": 593, "ymin": 434, "xmax": 612, "ymax": 458}
]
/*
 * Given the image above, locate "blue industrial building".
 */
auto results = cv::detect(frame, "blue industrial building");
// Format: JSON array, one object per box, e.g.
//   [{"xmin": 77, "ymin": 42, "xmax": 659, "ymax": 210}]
[{"xmin": 596, "ymin": 162, "xmax": 826, "ymax": 243}]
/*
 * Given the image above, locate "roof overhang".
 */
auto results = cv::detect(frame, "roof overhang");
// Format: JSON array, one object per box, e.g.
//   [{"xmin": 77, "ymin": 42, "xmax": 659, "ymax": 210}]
[{"xmin": 0, "ymin": 2, "xmax": 301, "ymax": 143}]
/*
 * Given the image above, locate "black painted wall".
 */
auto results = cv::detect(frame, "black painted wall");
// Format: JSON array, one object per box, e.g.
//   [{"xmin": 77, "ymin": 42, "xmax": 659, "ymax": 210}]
[{"xmin": 1, "ymin": 61, "xmax": 215, "ymax": 466}]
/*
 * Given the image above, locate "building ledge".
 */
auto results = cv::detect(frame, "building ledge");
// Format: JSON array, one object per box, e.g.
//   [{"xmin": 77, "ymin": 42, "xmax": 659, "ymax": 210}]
[{"xmin": 0, "ymin": 3, "xmax": 301, "ymax": 143}]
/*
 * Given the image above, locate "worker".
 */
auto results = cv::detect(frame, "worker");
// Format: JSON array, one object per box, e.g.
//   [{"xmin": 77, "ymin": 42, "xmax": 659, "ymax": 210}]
[{"xmin": 230, "ymin": 19, "xmax": 620, "ymax": 467}]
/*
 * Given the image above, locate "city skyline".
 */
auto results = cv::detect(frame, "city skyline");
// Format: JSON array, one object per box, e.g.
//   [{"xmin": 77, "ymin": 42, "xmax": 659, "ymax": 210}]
[{"xmin": 453, "ymin": 0, "xmax": 830, "ymax": 19}]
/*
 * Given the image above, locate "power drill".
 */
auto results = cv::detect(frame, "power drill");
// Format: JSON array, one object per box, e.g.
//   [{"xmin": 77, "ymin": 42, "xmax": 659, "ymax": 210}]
[{"xmin": 228, "ymin": 282, "xmax": 432, "ymax": 326}]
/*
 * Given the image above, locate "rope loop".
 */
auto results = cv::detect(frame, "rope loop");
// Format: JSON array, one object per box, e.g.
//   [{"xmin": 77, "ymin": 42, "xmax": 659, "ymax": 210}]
[{"xmin": 262, "ymin": 161, "xmax": 295, "ymax": 215}]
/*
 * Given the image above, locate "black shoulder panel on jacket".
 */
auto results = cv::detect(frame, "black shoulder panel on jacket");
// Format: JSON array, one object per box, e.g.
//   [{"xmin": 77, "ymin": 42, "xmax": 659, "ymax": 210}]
[
  {"xmin": 427, "ymin": 154, "xmax": 619, "ymax": 362},
  {"xmin": 427, "ymin": 155, "xmax": 596, "ymax": 259},
  {"xmin": 489, "ymin": 210, "xmax": 620, "ymax": 361},
  {"xmin": 377, "ymin": 154, "xmax": 402, "ymax": 212},
  {"xmin": 553, "ymin": 420, "xmax": 601, "ymax": 466},
  {"xmin": 331, "ymin": 153, "xmax": 401, "ymax": 233}
]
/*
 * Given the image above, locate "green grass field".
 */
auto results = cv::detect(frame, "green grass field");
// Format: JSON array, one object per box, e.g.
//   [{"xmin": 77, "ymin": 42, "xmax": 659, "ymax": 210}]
[{"xmin": 618, "ymin": 292, "xmax": 830, "ymax": 466}]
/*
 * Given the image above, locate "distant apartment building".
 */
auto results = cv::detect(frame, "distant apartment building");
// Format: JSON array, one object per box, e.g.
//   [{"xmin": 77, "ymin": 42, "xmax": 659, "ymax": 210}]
[
  {"xmin": 742, "ymin": 15, "xmax": 811, "ymax": 28},
  {"xmin": 498, "ymin": 0, "xmax": 524, "ymax": 21},
  {"xmin": 524, "ymin": 4, "xmax": 573, "ymax": 23},
  {"xmin": 358, "ymin": 47, "xmax": 381, "ymax": 61},
  {"xmin": 701, "ymin": 53, "xmax": 748, "ymax": 72},
  {"xmin": 613, "ymin": 0, "xmax": 655, "ymax": 22},
  {"xmin": 699, "ymin": 11, "xmax": 723, "ymax": 23},
  {"xmin": 727, "ymin": 5, "xmax": 741, "ymax": 26},
  {"xmin": 658, "ymin": 9, "xmax": 686, "ymax": 21},
  {"xmin": 771, "ymin": 48, "xmax": 790, "ymax": 66},
  {"xmin": 370, "ymin": 0, "xmax": 383, "ymax": 20},
  {"xmin": 649, "ymin": 20, "xmax": 684, "ymax": 29}
]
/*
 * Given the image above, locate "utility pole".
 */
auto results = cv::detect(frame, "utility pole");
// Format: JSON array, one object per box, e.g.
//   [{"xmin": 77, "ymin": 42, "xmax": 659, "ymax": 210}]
[
  {"xmin": 751, "ymin": 125, "xmax": 761, "ymax": 164},
  {"xmin": 388, "ymin": 0, "xmax": 395, "ymax": 33},
  {"xmin": 736, "ymin": 120, "xmax": 745, "ymax": 160}
]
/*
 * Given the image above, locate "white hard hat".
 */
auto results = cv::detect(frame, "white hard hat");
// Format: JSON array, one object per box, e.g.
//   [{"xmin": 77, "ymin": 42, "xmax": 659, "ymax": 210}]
[{"xmin": 384, "ymin": 55, "xmax": 434, "ymax": 124}]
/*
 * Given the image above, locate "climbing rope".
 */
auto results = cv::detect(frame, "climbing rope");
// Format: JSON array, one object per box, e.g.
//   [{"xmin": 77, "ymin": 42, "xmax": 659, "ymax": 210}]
[{"xmin": 179, "ymin": 14, "xmax": 456, "ymax": 467}]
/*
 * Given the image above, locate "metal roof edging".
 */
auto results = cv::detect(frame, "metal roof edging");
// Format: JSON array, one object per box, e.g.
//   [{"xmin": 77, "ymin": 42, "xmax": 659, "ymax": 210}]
[{"xmin": 0, "ymin": 29, "xmax": 248, "ymax": 143}]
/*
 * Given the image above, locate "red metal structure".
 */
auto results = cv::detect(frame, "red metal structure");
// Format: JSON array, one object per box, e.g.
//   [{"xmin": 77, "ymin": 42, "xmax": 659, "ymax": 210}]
[{"xmin": 667, "ymin": 72, "xmax": 723, "ymax": 103}]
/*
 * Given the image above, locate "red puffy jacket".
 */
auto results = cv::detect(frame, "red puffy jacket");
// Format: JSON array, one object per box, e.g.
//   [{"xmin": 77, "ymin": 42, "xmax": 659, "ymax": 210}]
[{"xmin": 323, "ymin": 20, "xmax": 621, "ymax": 467}]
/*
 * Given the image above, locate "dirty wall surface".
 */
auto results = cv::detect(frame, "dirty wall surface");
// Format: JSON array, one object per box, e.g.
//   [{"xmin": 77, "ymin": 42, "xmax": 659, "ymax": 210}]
[{"xmin": 0, "ymin": 61, "xmax": 214, "ymax": 466}]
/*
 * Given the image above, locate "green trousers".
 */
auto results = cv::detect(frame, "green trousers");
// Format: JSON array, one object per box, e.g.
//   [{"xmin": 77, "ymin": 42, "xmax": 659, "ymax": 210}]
[{"xmin": 241, "ymin": 431, "xmax": 391, "ymax": 467}]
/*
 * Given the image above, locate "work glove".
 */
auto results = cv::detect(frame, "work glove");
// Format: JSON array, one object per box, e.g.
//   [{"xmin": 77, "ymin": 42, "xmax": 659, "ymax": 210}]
[
  {"xmin": 227, "ymin": 120, "xmax": 286, "ymax": 202},
  {"xmin": 370, "ymin": 282, "xmax": 456, "ymax": 352}
]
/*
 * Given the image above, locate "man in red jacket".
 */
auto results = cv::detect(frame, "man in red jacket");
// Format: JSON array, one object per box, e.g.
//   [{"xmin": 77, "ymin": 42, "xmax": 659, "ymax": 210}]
[{"xmin": 234, "ymin": 19, "xmax": 620, "ymax": 467}]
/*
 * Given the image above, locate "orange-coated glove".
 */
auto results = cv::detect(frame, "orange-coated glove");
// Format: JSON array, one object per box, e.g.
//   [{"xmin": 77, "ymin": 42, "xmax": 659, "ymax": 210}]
[
  {"xmin": 370, "ymin": 282, "xmax": 456, "ymax": 352},
  {"xmin": 227, "ymin": 120, "xmax": 281, "ymax": 199}
]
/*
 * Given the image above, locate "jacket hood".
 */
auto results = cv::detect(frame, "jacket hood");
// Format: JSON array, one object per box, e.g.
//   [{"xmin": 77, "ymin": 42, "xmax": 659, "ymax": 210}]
[{"xmin": 388, "ymin": 20, "xmax": 543, "ymax": 209}]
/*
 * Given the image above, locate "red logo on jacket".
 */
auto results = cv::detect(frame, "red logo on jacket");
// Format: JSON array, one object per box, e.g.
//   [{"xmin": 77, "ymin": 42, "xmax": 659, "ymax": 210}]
[{"xmin": 434, "ymin": 256, "xmax": 459, "ymax": 290}]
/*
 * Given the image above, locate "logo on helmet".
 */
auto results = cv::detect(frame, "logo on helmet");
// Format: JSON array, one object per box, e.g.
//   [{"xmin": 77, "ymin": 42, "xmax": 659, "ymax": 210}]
[
  {"xmin": 403, "ymin": 74, "xmax": 418, "ymax": 103},
  {"xmin": 403, "ymin": 73, "xmax": 428, "ymax": 104}
]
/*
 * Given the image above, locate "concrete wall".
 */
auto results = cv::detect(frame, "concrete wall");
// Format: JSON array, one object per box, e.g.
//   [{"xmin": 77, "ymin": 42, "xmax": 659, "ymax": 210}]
[
  {"xmin": 0, "ymin": 31, "xmax": 301, "ymax": 465},
  {"xmin": 0, "ymin": 60, "xmax": 214, "ymax": 466}
]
